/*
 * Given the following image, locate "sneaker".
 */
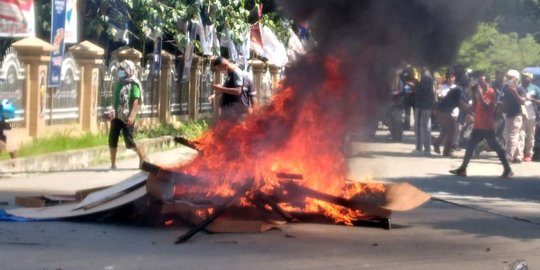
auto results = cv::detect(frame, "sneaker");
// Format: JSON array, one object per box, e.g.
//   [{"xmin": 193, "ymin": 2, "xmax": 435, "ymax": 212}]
[
  {"xmin": 449, "ymin": 168, "xmax": 467, "ymax": 176},
  {"xmin": 443, "ymin": 151, "xmax": 456, "ymax": 158},
  {"xmin": 433, "ymin": 143, "xmax": 441, "ymax": 154},
  {"xmin": 501, "ymin": 170, "xmax": 514, "ymax": 178},
  {"xmin": 512, "ymin": 158, "xmax": 522, "ymax": 164},
  {"xmin": 108, "ymin": 166, "xmax": 117, "ymax": 172},
  {"xmin": 522, "ymin": 155, "xmax": 532, "ymax": 162},
  {"xmin": 423, "ymin": 150, "xmax": 432, "ymax": 156},
  {"xmin": 411, "ymin": 149, "xmax": 422, "ymax": 155}
]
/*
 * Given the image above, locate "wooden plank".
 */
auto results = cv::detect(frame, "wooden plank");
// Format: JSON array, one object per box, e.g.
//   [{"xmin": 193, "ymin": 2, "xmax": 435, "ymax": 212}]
[
  {"xmin": 15, "ymin": 196, "xmax": 46, "ymax": 208},
  {"xmin": 6, "ymin": 185, "xmax": 147, "ymax": 219},
  {"xmin": 74, "ymin": 172, "xmax": 148, "ymax": 210}
]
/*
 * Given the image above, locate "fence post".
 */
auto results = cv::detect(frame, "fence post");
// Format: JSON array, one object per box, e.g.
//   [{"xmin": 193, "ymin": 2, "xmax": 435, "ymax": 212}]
[
  {"xmin": 188, "ymin": 55, "xmax": 202, "ymax": 120},
  {"xmin": 159, "ymin": 51, "xmax": 175, "ymax": 123},
  {"xmin": 12, "ymin": 37, "xmax": 52, "ymax": 137},
  {"xmin": 111, "ymin": 46, "xmax": 142, "ymax": 66},
  {"xmin": 69, "ymin": 41, "xmax": 104, "ymax": 133},
  {"xmin": 250, "ymin": 59, "xmax": 265, "ymax": 105},
  {"xmin": 269, "ymin": 63, "xmax": 281, "ymax": 93}
]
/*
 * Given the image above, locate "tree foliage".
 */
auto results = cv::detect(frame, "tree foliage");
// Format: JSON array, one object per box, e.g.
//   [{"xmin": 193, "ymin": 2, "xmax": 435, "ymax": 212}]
[{"xmin": 458, "ymin": 22, "xmax": 540, "ymax": 75}]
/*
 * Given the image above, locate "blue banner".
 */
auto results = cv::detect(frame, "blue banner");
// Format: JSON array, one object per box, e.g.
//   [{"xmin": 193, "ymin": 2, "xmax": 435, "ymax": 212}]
[
  {"xmin": 152, "ymin": 37, "xmax": 162, "ymax": 77},
  {"xmin": 47, "ymin": 0, "xmax": 67, "ymax": 88}
]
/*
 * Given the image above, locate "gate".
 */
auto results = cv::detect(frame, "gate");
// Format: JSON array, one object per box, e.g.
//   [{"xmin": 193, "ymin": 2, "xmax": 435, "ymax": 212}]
[
  {"xmin": 199, "ymin": 59, "xmax": 213, "ymax": 113},
  {"xmin": 0, "ymin": 47, "xmax": 25, "ymax": 128}
]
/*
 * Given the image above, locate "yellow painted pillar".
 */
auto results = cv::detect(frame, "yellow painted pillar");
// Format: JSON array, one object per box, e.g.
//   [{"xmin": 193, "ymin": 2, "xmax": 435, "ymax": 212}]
[
  {"xmin": 250, "ymin": 59, "xmax": 266, "ymax": 105},
  {"xmin": 69, "ymin": 41, "xmax": 104, "ymax": 133},
  {"xmin": 158, "ymin": 51, "xmax": 175, "ymax": 123},
  {"xmin": 188, "ymin": 55, "xmax": 202, "ymax": 120},
  {"xmin": 12, "ymin": 37, "xmax": 52, "ymax": 137}
]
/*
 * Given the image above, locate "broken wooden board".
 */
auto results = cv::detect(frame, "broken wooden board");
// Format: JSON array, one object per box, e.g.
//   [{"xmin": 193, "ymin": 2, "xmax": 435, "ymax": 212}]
[
  {"xmin": 6, "ymin": 172, "xmax": 149, "ymax": 219},
  {"xmin": 6, "ymin": 185, "xmax": 147, "ymax": 219},
  {"xmin": 350, "ymin": 182, "xmax": 431, "ymax": 212},
  {"xmin": 74, "ymin": 171, "xmax": 148, "ymax": 210}
]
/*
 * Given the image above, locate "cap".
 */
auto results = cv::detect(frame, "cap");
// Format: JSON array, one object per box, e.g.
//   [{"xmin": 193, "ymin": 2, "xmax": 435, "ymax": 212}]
[
  {"xmin": 507, "ymin": 69, "xmax": 520, "ymax": 80},
  {"xmin": 522, "ymin": 71, "xmax": 534, "ymax": 78}
]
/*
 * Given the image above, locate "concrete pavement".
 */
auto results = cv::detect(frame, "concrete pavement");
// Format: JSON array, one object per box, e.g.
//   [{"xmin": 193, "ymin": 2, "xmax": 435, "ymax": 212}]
[{"xmin": 0, "ymin": 131, "xmax": 538, "ymax": 270}]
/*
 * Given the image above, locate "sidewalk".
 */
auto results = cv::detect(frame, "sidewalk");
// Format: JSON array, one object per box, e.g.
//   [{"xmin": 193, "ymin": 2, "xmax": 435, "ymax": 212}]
[
  {"xmin": 0, "ymin": 144, "xmax": 197, "ymax": 206},
  {"xmin": 0, "ymin": 136, "xmax": 178, "ymax": 174}
]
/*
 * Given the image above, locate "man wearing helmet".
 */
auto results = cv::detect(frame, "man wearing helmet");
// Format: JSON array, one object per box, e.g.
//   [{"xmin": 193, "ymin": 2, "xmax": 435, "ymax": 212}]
[{"xmin": 107, "ymin": 60, "xmax": 146, "ymax": 170}]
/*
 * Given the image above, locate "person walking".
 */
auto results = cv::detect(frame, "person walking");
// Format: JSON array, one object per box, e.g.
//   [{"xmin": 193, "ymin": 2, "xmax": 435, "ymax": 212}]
[
  {"xmin": 450, "ymin": 75, "xmax": 513, "ymax": 177},
  {"xmin": 108, "ymin": 60, "xmax": 146, "ymax": 170},
  {"xmin": 501, "ymin": 69, "xmax": 527, "ymax": 163},
  {"xmin": 521, "ymin": 71, "xmax": 540, "ymax": 162}
]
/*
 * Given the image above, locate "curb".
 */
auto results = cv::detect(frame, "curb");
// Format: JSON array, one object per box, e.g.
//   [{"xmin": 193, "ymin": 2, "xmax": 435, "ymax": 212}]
[{"xmin": 0, "ymin": 136, "xmax": 176, "ymax": 173}]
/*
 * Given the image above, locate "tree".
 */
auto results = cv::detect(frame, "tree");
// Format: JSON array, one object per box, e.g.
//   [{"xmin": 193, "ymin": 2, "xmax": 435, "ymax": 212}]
[{"xmin": 457, "ymin": 22, "xmax": 540, "ymax": 75}]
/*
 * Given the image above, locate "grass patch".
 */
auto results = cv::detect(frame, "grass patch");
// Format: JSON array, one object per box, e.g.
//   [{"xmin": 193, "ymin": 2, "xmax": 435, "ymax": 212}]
[{"xmin": 0, "ymin": 120, "xmax": 209, "ymax": 160}]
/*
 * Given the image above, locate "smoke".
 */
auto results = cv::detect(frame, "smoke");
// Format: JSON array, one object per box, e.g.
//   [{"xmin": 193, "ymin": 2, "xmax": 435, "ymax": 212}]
[{"xmin": 277, "ymin": 0, "xmax": 490, "ymax": 132}]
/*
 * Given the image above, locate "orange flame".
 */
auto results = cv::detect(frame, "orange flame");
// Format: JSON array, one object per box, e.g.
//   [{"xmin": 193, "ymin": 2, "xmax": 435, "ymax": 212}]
[{"xmin": 172, "ymin": 56, "xmax": 384, "ymax": 224}]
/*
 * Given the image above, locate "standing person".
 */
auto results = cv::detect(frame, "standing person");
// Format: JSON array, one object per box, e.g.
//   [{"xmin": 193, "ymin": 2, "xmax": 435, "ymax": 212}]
[
  {"xmin": 211, "ymin": 56, "xmax": 247, "ymax": 121},
  {"xmin": 450, "ymin": 75, "xmax": 513, "ymax": 177},
  {"xmin": 0, "ymin": 99, "xmax": 17, "ymax": 159},
  {"xmin": 521, "ymin": 71, "xmax": 540, "ymax": 162},
  {"xmin": 432, "ymin": 71, "xmax": 469, "ymax": 156},
  {"xmin": 401, "ymin": 66, "xmax": 416, "ymax": 131},
  {"xmin": 108, "ymin": 60, "xmax": 146, "ymax": 170},
  {"xmin": 412, "ymin": 68, "xmax": 435, "ymax": 155},
  {"xmin": 501, "ymin": 69, "xmax": 527, "ymax": 163}
]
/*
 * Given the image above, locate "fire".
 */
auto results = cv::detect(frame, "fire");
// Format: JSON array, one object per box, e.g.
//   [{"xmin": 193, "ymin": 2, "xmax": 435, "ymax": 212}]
[{"xmin": 171, "ymin": 55, "xmax": 385, "ymax": 224}]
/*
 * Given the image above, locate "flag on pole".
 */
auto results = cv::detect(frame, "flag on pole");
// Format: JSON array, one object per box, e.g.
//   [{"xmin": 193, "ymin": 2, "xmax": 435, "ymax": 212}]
[
  {"xmin": 220, "ymin": 26, "xmax": 238, "ymax": 62},
  {"xmin": 250, "ymin": 23, "xmax": 264, "ymax": 56}
]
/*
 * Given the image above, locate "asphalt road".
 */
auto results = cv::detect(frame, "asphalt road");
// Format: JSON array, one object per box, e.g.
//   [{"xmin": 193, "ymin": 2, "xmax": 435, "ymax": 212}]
[{"xmin": 0, "ymin": 131, "xmax": 538, "ymax": 270}]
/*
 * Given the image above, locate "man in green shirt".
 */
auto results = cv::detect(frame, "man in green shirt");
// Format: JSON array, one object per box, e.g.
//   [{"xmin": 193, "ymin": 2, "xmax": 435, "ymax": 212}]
[{"xmin": 108, "ymin": 60, "xmax": 146, "ymax": 169}]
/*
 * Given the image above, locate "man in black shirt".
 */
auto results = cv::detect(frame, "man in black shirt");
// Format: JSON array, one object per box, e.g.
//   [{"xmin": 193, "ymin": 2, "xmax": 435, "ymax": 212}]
[
  {"xmin": 501, "ymin": 69, "xmax": 527, "ymax": 163},
  {"xmin": 432, "ymin": 81, "xmax": 468, "ymax": 156},
  {"xmin": 212, "ymin": 56, "xmax": 246, "ymax": 121}
]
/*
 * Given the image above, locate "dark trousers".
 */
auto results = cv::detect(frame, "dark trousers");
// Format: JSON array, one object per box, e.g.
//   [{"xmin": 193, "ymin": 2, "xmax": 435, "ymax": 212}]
[
  {"xmin": 433, "ymin": 110, "xmax": 456, "ymax": 154},
  {"xmin": 458, "ymin": 129, "xmax": 511, "ymax": 171}
]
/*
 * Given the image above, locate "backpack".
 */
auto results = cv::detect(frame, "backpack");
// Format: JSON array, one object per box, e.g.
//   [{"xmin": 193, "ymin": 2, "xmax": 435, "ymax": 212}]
[{"xmin": 1, "ymin": 99, "xmax": 16, "ymax": 120}]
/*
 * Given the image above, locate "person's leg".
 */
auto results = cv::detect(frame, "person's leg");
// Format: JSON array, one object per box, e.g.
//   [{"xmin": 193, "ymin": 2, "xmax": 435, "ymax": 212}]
[
  {"xmin": 523, "ymin": 118, "xmax": 535, "ymax": 160},
  {"xmin": 433, "ymin": 111, "xmax": 446, "ymax": 150},
  {"xmin": 505, "ymin": 116, "xmax": 519, "ymax": 161},
  {"xmin": 455, "ymin": 129, "xmax": 484, "ymax": 172},
  {"xmin": 422, "ymin": 109, "xmax": 432, "ymax": 153},
  {"xmin": 108, "ymin": 119, "xmax": 122, "ymax": 169},
  {"xmin": 485, "ymin": 129, "xmax": 512, "ymax": 175},
  {"xmin": 444, "ymin": 115, "xmax": 457, "ymax": 156},
  {"xmin": 122, "ymin": 122, "xmax": 147, "ymax": 167},
  {"xmin": 414, "ymin": 109, "xmax": 421, "ymax": 151}
]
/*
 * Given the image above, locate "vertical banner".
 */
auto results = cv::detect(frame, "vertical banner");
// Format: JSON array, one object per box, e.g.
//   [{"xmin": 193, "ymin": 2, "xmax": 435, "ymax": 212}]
[
  {"xmin": 182, "ymin": 23, "xmax": 197, "ymax": 82},
  {"xmin": 64, "ymin": 0, "xmax": 78, "ymax": 43},
  {"xmin": 0, "ymin": 0, "xmax": 36, "ymax": 37},
  {"xmin": 152, "ymin": 36, "xmax": 163, "ymax": 77},
  {"xmin": 48, "ymin": 0, "xmax": 67, "ymax": 88}
]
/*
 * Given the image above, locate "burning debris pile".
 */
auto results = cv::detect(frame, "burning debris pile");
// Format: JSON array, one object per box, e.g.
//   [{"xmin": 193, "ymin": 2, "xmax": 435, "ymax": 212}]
[
  {"xmin": 139, "ymin": 0, "xmax": 487, "ymax": 241},
  {"xmin": 4, "ymin": 0, "xmax": 489, "ymax": 243}
]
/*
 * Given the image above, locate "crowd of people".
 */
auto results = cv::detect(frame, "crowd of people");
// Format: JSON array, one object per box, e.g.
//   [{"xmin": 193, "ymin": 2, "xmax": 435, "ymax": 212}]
[{"xmin": 394, "ymin": 65, "xmax": 540, "ymax": 178}]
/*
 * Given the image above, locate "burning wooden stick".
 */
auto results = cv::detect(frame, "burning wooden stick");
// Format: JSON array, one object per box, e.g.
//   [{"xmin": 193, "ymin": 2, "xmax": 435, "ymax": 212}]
[
  {"xmin": 175, "ymin": 179, "xmax": 254, "ymax": 244},
  {"xmin": 173, "ymin": 136, "xmax": 201, "ymax": 152},
  {"xmin": 279, "ymin": 180, "xmax": 392, "ymax": 218}
]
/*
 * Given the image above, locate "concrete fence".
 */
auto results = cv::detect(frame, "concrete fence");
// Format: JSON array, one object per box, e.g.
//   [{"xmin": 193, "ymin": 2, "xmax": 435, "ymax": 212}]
[{"xmin": 0, "ymin": 38, "xmax": 284, "ymax": 143}]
